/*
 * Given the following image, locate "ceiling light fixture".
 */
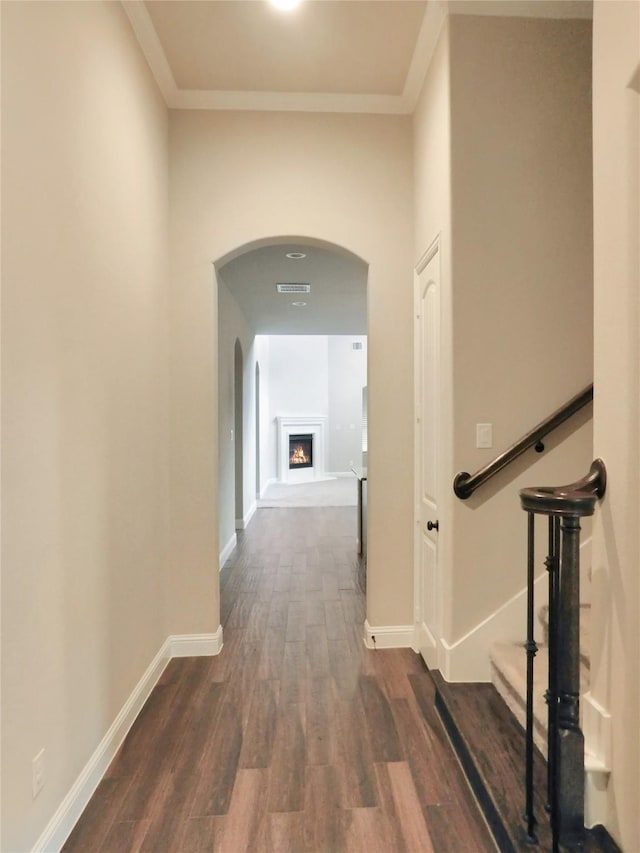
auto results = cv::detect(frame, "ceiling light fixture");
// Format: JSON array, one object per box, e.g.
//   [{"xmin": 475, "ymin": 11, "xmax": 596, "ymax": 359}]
[
  {"xmin": 285, "ymin": 251, "xmax": 306, "ymax": 259},
  {"xmin": 291, "ymin": 301, "xmax": 307, "ymax": 307},
  {"xmin": 269, "ymin": 0, "xmax": 301, "ymax": 11}
]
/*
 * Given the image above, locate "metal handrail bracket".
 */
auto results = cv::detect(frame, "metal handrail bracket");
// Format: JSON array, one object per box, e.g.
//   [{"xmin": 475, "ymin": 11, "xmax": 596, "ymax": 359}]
[{"xmin": 453, "ymin": 384, "xmax": 593, "ymax": 500}]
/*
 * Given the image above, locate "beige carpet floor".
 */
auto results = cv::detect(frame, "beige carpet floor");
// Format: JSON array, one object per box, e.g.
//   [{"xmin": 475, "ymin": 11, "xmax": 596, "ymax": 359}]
[{"xmin": 258, "ymin": 476, "xmax": 357, "ymax": 507}]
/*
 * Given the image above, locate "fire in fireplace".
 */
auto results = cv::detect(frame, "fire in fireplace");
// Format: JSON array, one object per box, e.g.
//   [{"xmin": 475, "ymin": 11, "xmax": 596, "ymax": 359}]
[{"xmin": 289, "ymin": 434, "xmax": 313, "ymax": 469}]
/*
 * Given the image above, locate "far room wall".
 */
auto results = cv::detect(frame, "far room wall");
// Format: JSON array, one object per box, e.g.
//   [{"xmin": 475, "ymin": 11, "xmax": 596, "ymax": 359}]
[{"xmin": 263, "ymin": 335, "xmax": 367, "ymax": 483}]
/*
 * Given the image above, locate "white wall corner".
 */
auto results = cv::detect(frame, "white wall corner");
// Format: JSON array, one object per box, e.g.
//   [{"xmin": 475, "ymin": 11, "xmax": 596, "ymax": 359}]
[
  {"xmin": 31, "ymin": 638, "xmax": 173, "ymax": 853},
  {"xmin": 169, "ymin": 627, "xmax": 224, "ymax": 658},
  {"xmin": 219, "ymin": 532, "xmax": 237, "ymax": 568},
  {"xmin": 237, "ymin": 501, "xmax": 257, "ymax": 530},
  {"xmin": 415, "ymin": 620, "xmax": 439, "ymax": 669},
  {"xmin": 583, "ymin": 691, "xmax": 612, "ymax": 828},
  {"xmin": 260, "ymin": 477, "xmax": 277, "ymax": 499},
  {"xmin": 364, "ymin": 619, "xmax": 416, "ymax": 651},
  {"xmin": 439, "ymin": 572, "xmax": 548, "ymax": 683}
]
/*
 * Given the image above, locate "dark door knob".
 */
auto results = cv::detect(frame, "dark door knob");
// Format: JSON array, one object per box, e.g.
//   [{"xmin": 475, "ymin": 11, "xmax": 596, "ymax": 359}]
[{"xmin": 427, "ymin": 520, "xmax": 439, "ymax": 532}]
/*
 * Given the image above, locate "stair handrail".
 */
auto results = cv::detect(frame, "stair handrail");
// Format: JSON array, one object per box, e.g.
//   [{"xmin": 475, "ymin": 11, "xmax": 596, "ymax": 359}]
[
  {"xmin": 453, "ymin": 384, "xmax": 593, "ymax": 500},
  {"xmin": 519, "ymin": 459, "xmax": 606, "ymax": 851}
]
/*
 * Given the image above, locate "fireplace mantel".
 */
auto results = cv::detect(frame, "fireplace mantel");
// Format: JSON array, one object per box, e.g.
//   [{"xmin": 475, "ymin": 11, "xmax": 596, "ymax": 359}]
[{"xmin": 276, "ymin": 416, "xmax": 327, "ymax": 483}]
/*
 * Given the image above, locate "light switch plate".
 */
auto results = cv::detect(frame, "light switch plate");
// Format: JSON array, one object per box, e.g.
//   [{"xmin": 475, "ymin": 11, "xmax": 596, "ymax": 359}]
[{"xmin": 476, "ymin": 423, "xmax": 493, "ymax": 449}]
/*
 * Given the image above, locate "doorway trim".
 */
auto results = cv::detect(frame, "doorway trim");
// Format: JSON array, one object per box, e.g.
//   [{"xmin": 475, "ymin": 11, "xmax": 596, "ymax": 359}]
[{"xmin": 413, "ymin": 234, "xmax": 442, "ymax": 670}]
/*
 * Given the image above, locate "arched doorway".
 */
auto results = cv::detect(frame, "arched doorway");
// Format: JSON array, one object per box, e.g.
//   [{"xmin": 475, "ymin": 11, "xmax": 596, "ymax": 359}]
[{"xmin": 216, "ymin": 235, "xmax": 369, "ymax": 570}]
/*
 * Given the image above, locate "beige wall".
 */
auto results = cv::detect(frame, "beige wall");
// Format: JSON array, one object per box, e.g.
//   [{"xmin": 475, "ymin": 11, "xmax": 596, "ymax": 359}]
[
  {"xmin": 1, "ymin": 2, "xmax": 169, "ymax": 850},
  {"xmin": 447, "ymin": 16, "xmax": 594, "ymax": 641},
  {"xmin": 168, "ymin": 110, "xmax": 414, "ymax": 632},
  {"xmin": 591, "ymin": 1, "xmax": 640, "ymax": 847},
  {"xmin": 217, "ymin": 275, "xmax": 258, "ymax": 554}
]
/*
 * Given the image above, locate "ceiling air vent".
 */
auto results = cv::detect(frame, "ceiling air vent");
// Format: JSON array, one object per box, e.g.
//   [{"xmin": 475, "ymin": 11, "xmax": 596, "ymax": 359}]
[
  {"xmin": 276, "ymin": 283, "xmax": 311, "ymax": 294},
  {"xmin": 352, "ymin": 342, "xmax": 363, "ymax": 351}
]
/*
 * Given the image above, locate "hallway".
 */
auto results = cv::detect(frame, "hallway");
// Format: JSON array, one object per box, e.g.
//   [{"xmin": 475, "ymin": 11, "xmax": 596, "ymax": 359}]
[{"xmin": 63, "ymin": 507, "xmax": 495, "ymax": 852}]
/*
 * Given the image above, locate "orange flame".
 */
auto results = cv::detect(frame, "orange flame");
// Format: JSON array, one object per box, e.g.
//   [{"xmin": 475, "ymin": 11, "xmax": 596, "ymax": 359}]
[{"xmin": 290, "ymin": 444, "xmax": 310, "ymax": 465}]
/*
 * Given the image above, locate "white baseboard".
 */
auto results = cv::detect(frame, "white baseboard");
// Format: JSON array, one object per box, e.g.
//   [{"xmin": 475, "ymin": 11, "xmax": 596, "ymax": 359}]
[
  {"xmin": 439, "ymin": 536, "xmax": 594, "ymax": 683},
  {"xmin": 440, "ymin": 572, "xmax": 549, "ymax": 683},
  {"xmin": 219, "ymin": 532, "xmax": 237, "ymax": 568},
  {"xmin": 235, "ymin": 501, "xmax": 257, "ymax": 531},
  {"xmin": 33, "ymin": 628, "xmax": 224, "ymax": 853},
  {"xmin": 363, "ymin": 619, "xmax": 415, "ymax": 650},
  {"xmin": 326, "ymin": 471, "xmax": 356, "ymax": 479},
  {"xmin": 170, "ymin": 628, "xmax": 223, "ymax": 657},
  {"xmin": 415, "ymin": 621, "xmax": 438, "ymax": 668},
  {"xmin": 583, "ymin": 691, "xmax": 612, "ymax": 828}
]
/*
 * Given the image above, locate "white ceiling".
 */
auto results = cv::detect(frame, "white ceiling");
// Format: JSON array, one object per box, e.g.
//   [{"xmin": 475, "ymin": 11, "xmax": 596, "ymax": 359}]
[
  {"xmin": 123, "ymin": 0, "xmax": 438, "ymax": 113},
  {"xmin": 123, "ymin": 0, "xmax": 592, "ymax": 114},
  {"xmin": 218, "ymin": 241, "xmax": 368, "ymax": 335},
  {"xmin": 123, "ymin": 0, "xmax": 592, "ymax": 335}
]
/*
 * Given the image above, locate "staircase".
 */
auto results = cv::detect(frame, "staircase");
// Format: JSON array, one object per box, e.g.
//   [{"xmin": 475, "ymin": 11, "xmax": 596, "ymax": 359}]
[
  {"xmin": 490, "ymin": 603, "xmax": 591, "ymax": 757},
  {"xmin": 439, "ymin": 459, "xmax": 619, "ymax": 850}
]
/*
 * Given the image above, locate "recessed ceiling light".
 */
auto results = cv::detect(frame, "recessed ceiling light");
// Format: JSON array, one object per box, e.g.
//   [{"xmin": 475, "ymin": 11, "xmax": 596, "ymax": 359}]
[
  {"xmin": 269, "ymin": 0, "xmax": 301, "ymax": 11},
  {"xmin": 285, "ymin": 251, "xmax": 306, "ymax": 260},
  {"xmin": 291, "ymin": 301, "xmax": 307, "ymax": 307}
]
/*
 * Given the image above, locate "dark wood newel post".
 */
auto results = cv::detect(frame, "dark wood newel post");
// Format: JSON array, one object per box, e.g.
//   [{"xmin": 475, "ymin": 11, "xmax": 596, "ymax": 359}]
[
  {"xmin": 519, "ymin": 459, "xmax": 606, "ymax": 850},
  {"xmin": 556, "ymin": 514, "xmax": 585, "ymax": 846}
]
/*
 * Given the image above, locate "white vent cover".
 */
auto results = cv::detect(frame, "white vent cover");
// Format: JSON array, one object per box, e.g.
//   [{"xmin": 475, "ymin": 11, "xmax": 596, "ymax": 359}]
[
  {"xmin": 276, "ymin": 283, "xmax": 311, "ymax": 293},
  {"xmin": 352, "ymin": 342, "xmax": 363, "ymax": 350}
]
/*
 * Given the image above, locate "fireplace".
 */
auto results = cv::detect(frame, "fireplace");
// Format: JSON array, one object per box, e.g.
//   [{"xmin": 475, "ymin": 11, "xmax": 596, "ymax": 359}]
[
  {"xmin": 289, "ymin": 434, "xmax": 313, "ymax": 470},
  {"xmin": 277, "ymin": 416, "xmax": 326, "ymax": 483}
]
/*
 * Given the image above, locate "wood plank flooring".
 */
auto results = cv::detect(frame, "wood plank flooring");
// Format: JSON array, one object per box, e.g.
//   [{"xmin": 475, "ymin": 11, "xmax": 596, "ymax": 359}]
[
  {"xmin": 63, "ymin": 506, "xmax": 496, "ymax": 852},
  {"xmin": 432, "ymin": 674, "xmax": 622, "ymax": 853}
]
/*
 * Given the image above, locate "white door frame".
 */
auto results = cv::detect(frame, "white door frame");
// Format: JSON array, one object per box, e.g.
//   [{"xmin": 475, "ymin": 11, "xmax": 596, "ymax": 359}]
[{"xmin": 414, "ymin": 234, "xmax": 442, "ymax": 669}]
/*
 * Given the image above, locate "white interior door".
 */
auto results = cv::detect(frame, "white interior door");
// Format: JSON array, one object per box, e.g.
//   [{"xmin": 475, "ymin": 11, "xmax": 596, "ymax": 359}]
[{"xmin": 414, "ymin": 244, "xmax": 440, "ymax": 669}]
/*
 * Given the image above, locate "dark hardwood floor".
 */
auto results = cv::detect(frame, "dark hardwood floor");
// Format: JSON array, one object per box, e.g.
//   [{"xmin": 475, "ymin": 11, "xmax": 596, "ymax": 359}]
[{"xmin": 63, "ymin": 506, "xmax": 496, "ymax": 852}]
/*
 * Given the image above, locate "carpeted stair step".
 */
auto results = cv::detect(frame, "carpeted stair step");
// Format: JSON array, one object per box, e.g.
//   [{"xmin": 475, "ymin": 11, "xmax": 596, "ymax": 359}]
[
  {"xmin": 490, "ymin": 637, "xmax": 590, "ymax": 756},
  {"xmin": 538, "ymin": 601, "xmax": 591, "ymax": 670}
]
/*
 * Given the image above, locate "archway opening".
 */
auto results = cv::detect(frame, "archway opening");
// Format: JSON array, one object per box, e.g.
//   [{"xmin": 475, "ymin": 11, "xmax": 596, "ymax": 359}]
[{"xmin": 216, "ymin": 235, "xmax": 369, "ymax": 571}]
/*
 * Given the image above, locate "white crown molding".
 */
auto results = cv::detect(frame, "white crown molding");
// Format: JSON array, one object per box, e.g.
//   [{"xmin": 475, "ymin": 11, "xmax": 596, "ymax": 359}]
[
  {"xmin": 32, "ymin": 629, "xmax": 223, "ymax": 852},
  {"xmin": 121, "ymin": 0, "xmax": 178, "ymax": 104},
  {"xmin": 172, "ymin": 88, "xmax": 410, "ymax": 115},
  {"xmin": 402, "ymin": 0, "xmax": 447, "ymax": 112},
  {"xmin": 444, "ymin": 0, "xmax": 593, "ymax": 19}
]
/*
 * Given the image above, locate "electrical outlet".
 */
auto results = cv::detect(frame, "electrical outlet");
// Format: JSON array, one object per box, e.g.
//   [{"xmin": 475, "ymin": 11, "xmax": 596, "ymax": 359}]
[{"xmin": 32, "ymin": 749, "xmax": 45, "ymax": 799}]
